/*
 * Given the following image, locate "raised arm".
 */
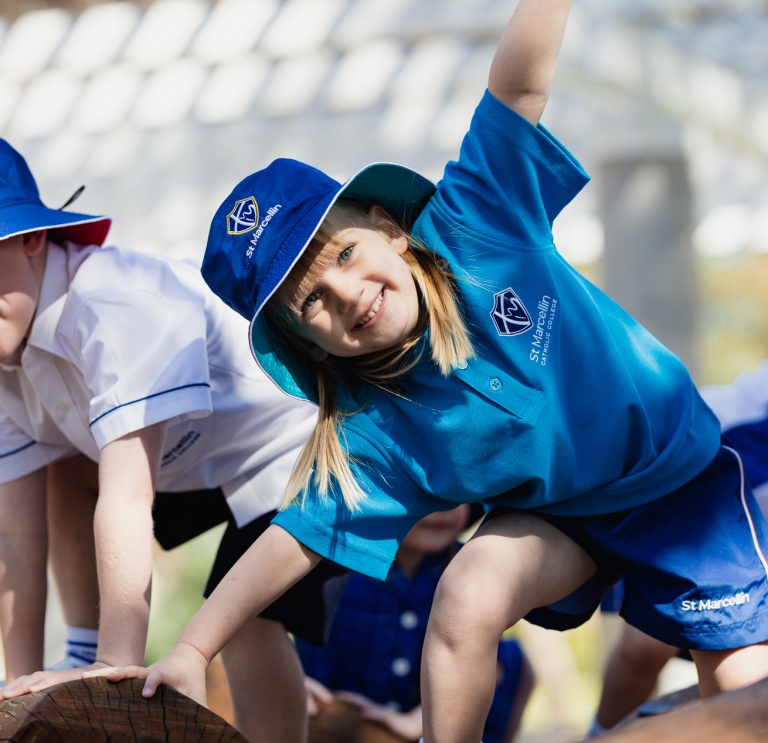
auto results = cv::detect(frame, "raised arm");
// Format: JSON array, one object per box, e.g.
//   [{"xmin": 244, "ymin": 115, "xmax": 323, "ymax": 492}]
[{"xmin": 488, "ymin": 0, "xmax": 572, "ymax": 124}]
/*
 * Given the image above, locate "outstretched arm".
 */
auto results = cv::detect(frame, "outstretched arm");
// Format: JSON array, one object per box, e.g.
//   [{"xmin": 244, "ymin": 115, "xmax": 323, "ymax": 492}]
[
  {"xmin": 488, "ymin": 0, "xmax": 572, "ymax": 124},
  {"xmin": 89, "ymin": 524, "xmax": 321, "ymax": 706}
]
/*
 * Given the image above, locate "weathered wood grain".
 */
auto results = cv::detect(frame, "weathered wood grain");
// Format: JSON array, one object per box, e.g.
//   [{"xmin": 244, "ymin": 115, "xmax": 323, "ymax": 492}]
[{"xmin": 0, "ymin": 676, "xmax": 246, "ymax": 742}]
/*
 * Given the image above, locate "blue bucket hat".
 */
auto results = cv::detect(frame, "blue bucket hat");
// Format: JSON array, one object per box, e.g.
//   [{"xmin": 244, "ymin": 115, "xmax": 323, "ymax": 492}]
[
  {"xmin": 202, "ymin": 158, "xmax": 436, "ymax": 403},
  {"xmin": 0, "ymin": 139, "xmax": 111, "ymax": 246}
]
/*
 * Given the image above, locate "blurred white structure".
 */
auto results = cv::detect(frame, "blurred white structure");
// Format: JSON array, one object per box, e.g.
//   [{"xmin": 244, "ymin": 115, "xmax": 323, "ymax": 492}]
[{"xmin": 1, "ymin": 0, "xmax": 765, "ymax": 265}]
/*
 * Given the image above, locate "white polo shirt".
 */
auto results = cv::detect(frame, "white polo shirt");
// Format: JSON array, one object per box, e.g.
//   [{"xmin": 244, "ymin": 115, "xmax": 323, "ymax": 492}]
[{"xmin": 0, "ymin": 241, "xmax": 316, "ymax": 526}]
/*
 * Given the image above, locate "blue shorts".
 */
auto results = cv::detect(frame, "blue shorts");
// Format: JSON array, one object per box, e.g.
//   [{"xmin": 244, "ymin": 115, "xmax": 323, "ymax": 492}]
[
  {"xmin": 521, "ymin": 445, "xmax": 768, "ymax": 651},
  {"xmin": 724, "ymin": 420, "xmax": 768, "ymax": 510}
]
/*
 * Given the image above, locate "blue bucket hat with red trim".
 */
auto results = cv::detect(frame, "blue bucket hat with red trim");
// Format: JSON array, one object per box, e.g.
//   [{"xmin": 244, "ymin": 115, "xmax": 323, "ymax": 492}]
[
  {"xmin": 0, "ymin": 139, "xmax": 111, "ymax": 246},
  {"xmin": 202, "ymin": 158, "xmax": 435, "ymax": 403}
]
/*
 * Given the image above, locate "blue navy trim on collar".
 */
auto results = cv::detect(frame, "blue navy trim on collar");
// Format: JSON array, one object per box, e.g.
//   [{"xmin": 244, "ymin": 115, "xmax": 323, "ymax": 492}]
[
  {"xmin": 0, "ymin": 440, "xmax": 36, "ymax": 458},
  {"xmin": 89, "ymin": 383, "xmax": 211, "ymax": 427}
]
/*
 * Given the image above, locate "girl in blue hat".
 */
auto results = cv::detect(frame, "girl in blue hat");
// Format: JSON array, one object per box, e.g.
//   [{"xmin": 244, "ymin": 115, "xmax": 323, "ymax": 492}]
[{"xmin": 100, "ymin": 1, "xmax": 768, "ymax": 740}]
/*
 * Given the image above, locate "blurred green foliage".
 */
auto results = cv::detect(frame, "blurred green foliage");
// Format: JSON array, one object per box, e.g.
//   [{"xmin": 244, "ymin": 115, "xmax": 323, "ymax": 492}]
[{"xmin": 699, "ymin": 254, "xmax": 768, "ymax": 385}]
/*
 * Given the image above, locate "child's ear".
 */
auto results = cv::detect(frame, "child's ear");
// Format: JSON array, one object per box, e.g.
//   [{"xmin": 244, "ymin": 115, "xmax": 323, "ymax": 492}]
[
  {"xmin": 368, "ymin": 205, "xmax": 408, "ymax": 254},
  {"xmin": 368, "ymin": 205, "xmax": 398, "ymax": 234},
  {"xmin": 22, "ymin": 230, "xmax": 47, "ymax": 257}
]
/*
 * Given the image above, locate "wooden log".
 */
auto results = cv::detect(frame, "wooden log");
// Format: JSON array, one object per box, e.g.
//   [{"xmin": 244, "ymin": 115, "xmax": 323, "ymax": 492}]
[
  {"xmin": 0, "ymin": 676, "xmax": 246, "ymax": 742},
  {"xmin": 309, "ymin": 699, "xmax": 408, "ymax": 743},
  {"xmin": 617, "ymin": 683, "xmax": 700, "ymax": 726},
  {"xmin": 596, "ymin": 677, "xmax": 768, "ymax": 742}
]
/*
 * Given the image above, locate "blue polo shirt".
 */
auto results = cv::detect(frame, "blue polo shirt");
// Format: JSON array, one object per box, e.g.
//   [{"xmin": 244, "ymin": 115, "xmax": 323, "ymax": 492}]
[{"xmin": 273, "ymin": 91, "xmax": 721, "ymax": 580}]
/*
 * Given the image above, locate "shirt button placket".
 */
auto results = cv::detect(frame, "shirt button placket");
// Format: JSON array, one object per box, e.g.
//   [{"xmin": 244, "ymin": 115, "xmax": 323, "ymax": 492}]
[
  {"xmin": 400, "ymin": 610, "xmax": 418, "ymax": 629},
  {"xmin": 391, "ymin": 657, "xmax": 411, "ymax": 676}
]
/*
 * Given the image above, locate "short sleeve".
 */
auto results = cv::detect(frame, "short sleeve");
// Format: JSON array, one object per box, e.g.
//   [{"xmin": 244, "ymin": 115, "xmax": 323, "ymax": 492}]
[
  {"xmin": 426, "ymin": 90, "xmax": 590, "ymax": 251},
  {"xmin": 272, "ymin": 430, "xmax": 439, "ymax": 580},
  {"xmin": 57, "ymin": 283, "xmax": 213, "ymax": 449}
]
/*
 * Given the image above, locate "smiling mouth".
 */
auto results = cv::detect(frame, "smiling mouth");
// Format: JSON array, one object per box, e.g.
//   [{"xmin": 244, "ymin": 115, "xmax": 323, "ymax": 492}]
[{"xmin": 355, "ymin": 290, "xmax": 383, "ymax": 328}]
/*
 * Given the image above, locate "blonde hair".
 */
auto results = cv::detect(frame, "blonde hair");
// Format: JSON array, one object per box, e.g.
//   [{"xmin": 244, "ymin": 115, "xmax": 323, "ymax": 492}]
[{"xmin": 264, "ymin": 199, "xmax": 474, "ymax": 510}]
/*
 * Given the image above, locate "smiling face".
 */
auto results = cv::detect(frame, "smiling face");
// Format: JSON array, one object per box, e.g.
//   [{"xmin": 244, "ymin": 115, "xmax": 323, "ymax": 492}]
[
  {"xmin": 277, "ymin": 205, "xmax": 421, "ymax": 360},
  {"xmin": 0, "ymin": 232, "xmax": 46, "ymax": 366}
]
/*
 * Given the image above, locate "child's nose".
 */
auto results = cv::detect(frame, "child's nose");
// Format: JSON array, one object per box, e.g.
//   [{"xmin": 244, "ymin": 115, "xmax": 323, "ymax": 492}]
[{"xmin": 329, "ymin": 277, "xmax": 361, "ymax": 313}]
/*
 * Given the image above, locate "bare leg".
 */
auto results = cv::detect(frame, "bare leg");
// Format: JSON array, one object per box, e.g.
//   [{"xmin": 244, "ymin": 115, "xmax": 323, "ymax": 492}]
[
  {"xmin": 422, "ymin": 513, "xmax": 597, "ymax": 743},
  {"xmin": 0, "ymin": 470, "xmax": 48, "ymax": 680},
  {"xmin": 691, "ymin": 642, "xmax": 768, "ymax": 697},
  {"xmin": 594, "ymin": 622, "xmax": 678, "ymax": 729},
  {"xmin": 46, "ymin": 455, "xmax": 100, "ymax": 630},
  {"xmin": 220, "ymin": 614, "xmax": 308, "ymax": 743}
]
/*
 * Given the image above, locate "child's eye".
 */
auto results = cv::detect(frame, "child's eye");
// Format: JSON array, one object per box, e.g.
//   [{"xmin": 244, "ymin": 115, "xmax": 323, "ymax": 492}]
[
  {"xmin": 302, "ymin": 291, "xmax": 321, "ymax": 311},
  {"xmin": 339, "ymin": 245, "xmax": 353, "ymax": 263}
]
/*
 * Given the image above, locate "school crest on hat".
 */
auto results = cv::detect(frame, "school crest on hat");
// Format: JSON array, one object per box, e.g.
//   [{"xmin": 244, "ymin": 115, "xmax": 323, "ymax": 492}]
[
  {"xmin": 490, "ymin": 287, "xmax": 532, "ymax": 336},
  {"xmin": 227, "ymin": 196, "xmax": 259, "ymax": 235},
  {"xmin": 203, "ymin": 157, "xmax": 437, "ymax": 403}
]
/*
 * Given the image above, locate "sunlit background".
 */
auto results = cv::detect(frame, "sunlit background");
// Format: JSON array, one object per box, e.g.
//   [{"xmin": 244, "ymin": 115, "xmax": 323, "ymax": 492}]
[{"xmin": 2, "ymin": 0, "xmax": 768, "ymax": 739}]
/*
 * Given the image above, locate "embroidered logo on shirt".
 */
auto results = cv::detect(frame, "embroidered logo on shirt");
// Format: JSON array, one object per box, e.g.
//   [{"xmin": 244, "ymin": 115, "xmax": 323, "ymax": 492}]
[
  {"xmin": 490, "ymin": 288, "xmax": 532, "ymax": 336},
  {"xmin": 161, "ymin": 430, "xmax": 201, "ymax": 466},
  {"xmin": 227, "ymin": 196, "xmax": 259, "ymax": 235}
]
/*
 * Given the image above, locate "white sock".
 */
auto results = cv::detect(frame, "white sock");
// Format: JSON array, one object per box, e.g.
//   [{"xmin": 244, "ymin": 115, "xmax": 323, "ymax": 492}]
[{"xmin": 65, "ymin": 626, "xmax": 99, "ymax": 666}]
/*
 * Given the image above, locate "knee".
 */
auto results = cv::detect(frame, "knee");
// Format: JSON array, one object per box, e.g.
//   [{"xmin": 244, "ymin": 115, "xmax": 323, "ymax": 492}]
[{"xmin": 430, "ymin": 562, "xmax": 514, "ymax": 647}]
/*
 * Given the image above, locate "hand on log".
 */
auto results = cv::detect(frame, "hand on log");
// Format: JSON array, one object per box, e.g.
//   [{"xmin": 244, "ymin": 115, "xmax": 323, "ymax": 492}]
[
  {"xmin": 309, "ymin": 698, "xmax": 410, "ymax": 743},
  {"xmin": 335, "ymin": 690, "xmax": 423, "ymax": 741},
  {"xmin": 83, "ymin": 641, "xmax": 209, "ymax": 709},
  {"xmin": 305, "ymin": 678, "xmax": 414, "ymax": 743},
  {"xmin": 0, "ymin": 661, "xmax": 111, "ymax": 700}
]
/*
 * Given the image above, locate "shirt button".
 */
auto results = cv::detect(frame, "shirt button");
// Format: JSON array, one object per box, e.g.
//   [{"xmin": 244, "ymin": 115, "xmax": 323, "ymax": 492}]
[
  {"xmin": 456, "ymin": 360, "xmax": 468, "ymax": 370},
  {"xmin": 385, "ymin": 701, "xmax": 402, "ymax": 711},
  {"xmin": 489, "ymin": 378, "xmax": 502, "ymax": 392},
  {"xmin": 391, "ymin": 658, "xmax": 411, "ymax": 676},
  {"xmin": 400, "ymin": 610, "xmax": 418, "ymax": 629}
]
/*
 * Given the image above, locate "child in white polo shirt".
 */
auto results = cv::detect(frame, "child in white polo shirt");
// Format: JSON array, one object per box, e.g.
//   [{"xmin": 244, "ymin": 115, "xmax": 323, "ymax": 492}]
[{"xmin": 0, "ymin": 138, "xmax": 345, "ymax": 742}]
